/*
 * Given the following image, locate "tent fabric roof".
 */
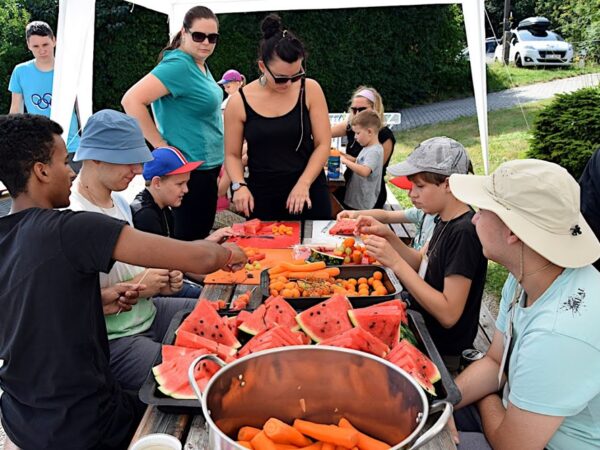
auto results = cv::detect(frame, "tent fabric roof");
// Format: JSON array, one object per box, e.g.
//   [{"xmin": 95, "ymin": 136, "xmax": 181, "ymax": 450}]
[{"xmin": 52, "ymin": 0, "xmax": 489, "ymax": 173}]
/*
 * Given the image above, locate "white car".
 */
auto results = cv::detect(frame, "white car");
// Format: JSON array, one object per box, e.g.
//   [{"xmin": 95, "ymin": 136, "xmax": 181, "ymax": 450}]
[{"xmin": 494, "ymin": 17, "xmax": 574, "ymax": 67}]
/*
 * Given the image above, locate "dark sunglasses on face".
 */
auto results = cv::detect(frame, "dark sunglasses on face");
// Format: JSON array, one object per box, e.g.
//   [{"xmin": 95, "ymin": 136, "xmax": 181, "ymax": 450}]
[
  {"xmin": 265, "ymin": 64, "xmax": 306, "ymax": 84},
  {"xmin": 351, "ymin": 106, "xmax": 368, "ymax": 114},
  {"xmin": 186, "ymin": 29, "xmax": 219, "ymax": 44}
]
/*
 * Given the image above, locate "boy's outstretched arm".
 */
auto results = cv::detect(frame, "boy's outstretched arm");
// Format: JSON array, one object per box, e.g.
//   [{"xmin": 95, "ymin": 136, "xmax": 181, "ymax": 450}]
[
  {"xmin": 342, "ymin": 157, "xmax": 372, "ymax": 177},
  {"xmin": 338, "ymin": 208, "xmax": 407, "ymax": 223},
  {"xmin": 113, "ymin": 225, "xmax": 247, "ymax": 275}
]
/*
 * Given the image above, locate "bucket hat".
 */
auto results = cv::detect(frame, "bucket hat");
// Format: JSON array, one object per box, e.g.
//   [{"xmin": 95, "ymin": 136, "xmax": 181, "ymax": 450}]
[
  {"xmin": 74, "ymin": 109, "xmax": 153, "ymax": 164},
  {"xmin": 143, "ymin": 146, "xmax": 203, "ymax": 180},
  {"xmin": 217, "ymin": 69, "xmax": 243, "ymax": 85},
  {"xmin": 388, "ymin": 137, "xmax": 470, "ymax": 178},
  {"xmin": 449, "ymin": 159, "xmax": 600, "ymax": 268}
]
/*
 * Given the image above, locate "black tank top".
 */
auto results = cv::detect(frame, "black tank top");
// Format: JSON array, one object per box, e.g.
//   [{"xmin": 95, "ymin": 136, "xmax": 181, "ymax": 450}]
[{"xmin": 240, "ymin": 79, "xmax": 314, "ymax": 188}]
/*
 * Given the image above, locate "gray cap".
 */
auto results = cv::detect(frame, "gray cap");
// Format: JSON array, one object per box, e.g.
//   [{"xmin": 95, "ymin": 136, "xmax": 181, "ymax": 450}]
[
  {"xmin": 387, "ymin": 136, "xmax": 470, "ymax": 177},
  {"xmin": 74, "ymin": 109, "xmax": 153, "ymax": 164}
]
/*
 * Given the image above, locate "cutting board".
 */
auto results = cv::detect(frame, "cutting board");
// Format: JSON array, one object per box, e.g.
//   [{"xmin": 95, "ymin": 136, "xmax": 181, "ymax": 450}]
[
  {"xmin": 204, "ymin": 249, "xmax": 297, "ymax": 285},
  {"xmin": 226, "ymin": 221, "xmax": 301, "ymax": 249}
]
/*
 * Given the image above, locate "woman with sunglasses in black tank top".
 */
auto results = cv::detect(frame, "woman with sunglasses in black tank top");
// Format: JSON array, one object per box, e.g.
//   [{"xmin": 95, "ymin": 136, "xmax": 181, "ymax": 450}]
[{"xmin": 224, "ymin": 14, "xmax": 332, "ymax": 220}]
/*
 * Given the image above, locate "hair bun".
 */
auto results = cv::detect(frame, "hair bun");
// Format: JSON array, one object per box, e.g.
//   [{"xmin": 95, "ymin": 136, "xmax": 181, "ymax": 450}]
[{"xmin": 261, "ymin": 13, "xmax": 282, "ymax": 40}]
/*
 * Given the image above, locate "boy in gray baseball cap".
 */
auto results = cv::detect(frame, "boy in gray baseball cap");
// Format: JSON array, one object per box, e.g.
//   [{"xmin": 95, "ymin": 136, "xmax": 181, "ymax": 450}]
[{"xmin": 357, "ymin": 136, "xmax": 487, "ymax": 368}]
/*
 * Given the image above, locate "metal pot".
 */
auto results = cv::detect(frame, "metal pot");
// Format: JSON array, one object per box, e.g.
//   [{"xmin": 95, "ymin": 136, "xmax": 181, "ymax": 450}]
[{"xmin": 189, "ymin": 346, "xmax": 452, "ymax": 449}]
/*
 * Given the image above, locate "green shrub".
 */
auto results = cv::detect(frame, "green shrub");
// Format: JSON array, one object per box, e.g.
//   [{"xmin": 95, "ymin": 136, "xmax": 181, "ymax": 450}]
[{"xmin": 527, "ymin": 87, "xmax": 600, "ymax": 178}]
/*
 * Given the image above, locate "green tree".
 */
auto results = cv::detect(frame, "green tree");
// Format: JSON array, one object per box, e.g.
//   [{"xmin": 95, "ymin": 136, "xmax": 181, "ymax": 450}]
[
  {"xmin": 0, "ymin": 0, "xmax": 31, "ymax": 113},
  {"xmin": 537, "ymin": 0, "xmax": 600, "ymax": 62}
]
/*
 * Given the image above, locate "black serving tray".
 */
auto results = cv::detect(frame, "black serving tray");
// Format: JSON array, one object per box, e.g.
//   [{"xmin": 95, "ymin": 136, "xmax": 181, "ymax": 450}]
[
  {"xmin": 138, "ymin": 308, "xmax": 205, "ymax": 414},
  {"xmin": 406, "ymin": 310, "xmax": 461, "ymax": 405},
  {"xmin": 139, "ymin": 303, "xmax": 460, "ymax": 413},
  {"xmin": 260, "ymin": 264, "xmax": 403, "ymax": 310}
]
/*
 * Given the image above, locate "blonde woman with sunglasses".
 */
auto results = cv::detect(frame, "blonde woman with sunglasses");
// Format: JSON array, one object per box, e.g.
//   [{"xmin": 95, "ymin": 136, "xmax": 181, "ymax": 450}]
[
  {"xmin": 332, "ymin": 86, "xmax": 396, "ymax": 209},
  {"xmin": 122, "ymin": 6, "xmax": 222, "ymax": 241},
  {"xmin": 224, "ymin": 14, "xmax": 332, "ymax": 220}
]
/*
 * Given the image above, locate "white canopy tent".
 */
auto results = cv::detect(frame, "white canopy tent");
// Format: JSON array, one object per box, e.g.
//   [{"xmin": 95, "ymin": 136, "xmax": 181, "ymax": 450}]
[{"xmin": 52, "ymin": 0, "xmax": 490, "ymax": 174}]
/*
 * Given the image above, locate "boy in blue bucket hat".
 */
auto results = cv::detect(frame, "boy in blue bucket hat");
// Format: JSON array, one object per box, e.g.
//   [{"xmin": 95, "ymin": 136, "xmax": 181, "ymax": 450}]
[{"xmin": 69, "ymin": 110, "xmax": 211, "ymax": 391}]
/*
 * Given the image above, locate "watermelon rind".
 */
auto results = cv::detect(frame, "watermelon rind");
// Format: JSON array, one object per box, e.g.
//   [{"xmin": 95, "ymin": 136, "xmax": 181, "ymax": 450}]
[
  {"xmin": 238, "ymin": 304, "xmax": 267, "ymax": 336},
  {"xmin": 307, "ymin": 248, "xmax": 344, "ymax": 265}
]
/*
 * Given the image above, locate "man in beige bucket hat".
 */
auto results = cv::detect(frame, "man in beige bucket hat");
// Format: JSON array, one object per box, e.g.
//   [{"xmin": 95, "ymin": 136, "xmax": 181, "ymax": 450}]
[{"xmin": 448, "ymin": 159, "xmax": 600, "ymax": 450}]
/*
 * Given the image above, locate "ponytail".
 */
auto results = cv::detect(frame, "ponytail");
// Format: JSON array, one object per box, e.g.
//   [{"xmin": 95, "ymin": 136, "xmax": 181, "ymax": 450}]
[{"xmin": 158, "ymin": 31, "xmax": 183, "ymax": 62}]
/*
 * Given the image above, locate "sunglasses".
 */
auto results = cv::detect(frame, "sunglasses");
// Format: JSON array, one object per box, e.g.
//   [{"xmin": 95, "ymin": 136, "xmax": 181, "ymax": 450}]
[
  {"xmin": 186, "ymin": 29, "xmax": 219, "ymax": 44},
  {"xmin": 350, "ymin": 106, "xmax": 368, "ymax": 114},
  {"xmin": 265, "ymin": 64, "xmax": 306, "ymax": 84}
]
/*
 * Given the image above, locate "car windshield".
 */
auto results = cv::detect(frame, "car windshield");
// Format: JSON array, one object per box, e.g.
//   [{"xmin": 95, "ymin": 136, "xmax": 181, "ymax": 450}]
[{"xmin": 517, "ymin": 30, "xmax": 564, "ymax": 42}]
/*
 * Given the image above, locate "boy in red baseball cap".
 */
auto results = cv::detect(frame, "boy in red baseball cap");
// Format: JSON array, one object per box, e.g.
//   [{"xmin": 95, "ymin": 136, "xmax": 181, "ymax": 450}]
[{"xmin": 131, "ymin": 146, "xmax": 235, "ymax": 243}]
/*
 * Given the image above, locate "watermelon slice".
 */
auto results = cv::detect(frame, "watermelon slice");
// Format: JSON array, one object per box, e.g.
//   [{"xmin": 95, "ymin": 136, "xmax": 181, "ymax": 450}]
[
  {"xmin": 329, "ymin": 218, "xmax": 358, "ymax": 235},
  {"xmin": 348, "ymin": 306, "xmax": 403, "ymax": 348},
  {"xmin": 177, "ymin": 299, "xmax": 241, "ymax": 348},
  {"xmin": 264, "ymin": 296, "xmax": 298, "ymax": 330},
  {"xmin": 237, "ymin": 304, "xmax": 267, "ymax": 335},
  {"xmin": 243, "ymin": 219, "xmax": 262, "ymax": 235},
  {"xmin": 386, "ymin": 340, "xmax": 440, "ymax": 395},
  {"xmin": 295, "ymin": 294, "xmax": 354, "ymax": 343},
  {"xmin": 161, "ymin": 344, "xmax": 203, "ymax": 361},
  {"xmin": 174, "ymin": 330, "xmax": 237, "ymax": 362},
  {"xmin": 372, "ymin": 299, "xmax": 408, "ymax": 325},
  {"xmin": 153, "ymin": 348, "xmax": 220, "ymax": 399},
  {"xmin": 237, "ymin": 327, "xmax": 291, "ymax": 357},
  {"xmin": 319, "ymin": 327, "xmax": 389, "ymax": 357}
]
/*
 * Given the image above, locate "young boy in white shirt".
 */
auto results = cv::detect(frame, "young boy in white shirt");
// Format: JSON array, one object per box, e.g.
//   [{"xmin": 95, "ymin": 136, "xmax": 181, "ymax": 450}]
[{"xmin": 341, "ymin": 110, "xmax": 384, "ymax": 210}]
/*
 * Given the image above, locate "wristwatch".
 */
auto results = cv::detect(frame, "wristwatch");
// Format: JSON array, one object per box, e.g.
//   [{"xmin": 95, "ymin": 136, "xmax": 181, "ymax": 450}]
[{"xmin": 231, "ymin": 182, "xmax": 248, "ymax": 192}]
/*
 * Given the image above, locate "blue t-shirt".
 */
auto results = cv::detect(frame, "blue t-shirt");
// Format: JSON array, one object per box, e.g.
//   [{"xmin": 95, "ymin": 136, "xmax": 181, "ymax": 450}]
[
  {"xmin": 151, "ymin": 49, "xmax": 224, "ymax": 169},
  {"xmin": 8, "ymin": 60, "xmax": 80, "ymax": 152},
  {"xmin": 496, "ymin": 267, "xmax": 600, "ymax": 450}
]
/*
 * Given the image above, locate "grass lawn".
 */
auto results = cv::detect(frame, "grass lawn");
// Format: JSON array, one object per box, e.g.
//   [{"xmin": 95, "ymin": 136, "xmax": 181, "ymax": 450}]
[
  {"xmin": 487, "ymin": 63, "xmax": 600, "ymax": 93},
  {"xmin": 387, "ymin": 99, "xmax": 553, "ymax": 302}
]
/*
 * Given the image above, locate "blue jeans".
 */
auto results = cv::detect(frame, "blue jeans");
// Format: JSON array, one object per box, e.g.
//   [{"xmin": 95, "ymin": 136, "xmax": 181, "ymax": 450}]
[{"xmin": 454, "ymin": 405, "xmax": 493, "ymax": 450}]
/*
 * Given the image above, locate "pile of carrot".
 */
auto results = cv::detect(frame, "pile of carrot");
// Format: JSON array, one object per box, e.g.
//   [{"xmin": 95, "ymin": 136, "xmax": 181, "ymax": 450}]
[
  {"xmin": 236, "ymin": 417, "xmax": 390, "ymax": 450},
  {"xmin": 269, "ymin": 261, "xmax": 340, "ymax": 281}
]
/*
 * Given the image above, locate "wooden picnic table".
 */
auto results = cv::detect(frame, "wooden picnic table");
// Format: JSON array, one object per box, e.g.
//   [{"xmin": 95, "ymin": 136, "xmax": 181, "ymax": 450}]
[{"xmin": 130, "ymin": 220, "xmax": 454, "ymax": 450}]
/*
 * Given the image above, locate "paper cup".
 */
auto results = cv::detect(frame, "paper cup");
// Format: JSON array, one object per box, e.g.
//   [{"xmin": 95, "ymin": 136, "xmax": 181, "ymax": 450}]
[{"xmin": 129, "ymin": 433, "xmax": 182, "ymax": 450}]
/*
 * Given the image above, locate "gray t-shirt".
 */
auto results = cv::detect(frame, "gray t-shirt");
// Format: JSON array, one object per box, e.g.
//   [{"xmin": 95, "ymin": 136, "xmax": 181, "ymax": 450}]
[{"xmin": 344, "ymin": 143, "xmax": 384, "ymax": 209}]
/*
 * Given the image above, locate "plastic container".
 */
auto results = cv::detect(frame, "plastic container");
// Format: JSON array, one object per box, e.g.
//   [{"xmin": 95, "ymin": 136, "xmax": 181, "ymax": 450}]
[{"xmin": 327, "ymin": 149, "xmax": 341, "ymax": 179}]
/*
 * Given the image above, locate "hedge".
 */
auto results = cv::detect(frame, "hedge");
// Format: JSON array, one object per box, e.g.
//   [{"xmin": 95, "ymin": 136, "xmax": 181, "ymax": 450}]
[
  {"xmin": 527, "ymin": 87, "xmax": 600, "ymax": 179},
  {"xmin": 1, "ymin": 0, "xmax": 471, "ymax": 114}
]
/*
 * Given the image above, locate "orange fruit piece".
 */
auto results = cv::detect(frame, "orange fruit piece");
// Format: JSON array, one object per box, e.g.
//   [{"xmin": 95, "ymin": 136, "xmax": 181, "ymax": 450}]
[{"xmin": 373, "ymin": 271, "xmax": 383, "ymax": 280}]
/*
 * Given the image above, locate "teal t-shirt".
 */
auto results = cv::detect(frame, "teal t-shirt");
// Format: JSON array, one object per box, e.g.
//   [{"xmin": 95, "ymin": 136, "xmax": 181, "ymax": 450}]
[
  {"xmin": 8, "ymin": 59, "xmax": 81, "ymax": 152},
  {"xmin": 496, "ymin": 267, "xmax": 600, "ymax": 450},
  {"xmin": 151, "ymin": 49, "xmax": 224, "ymax": 169},
  {"xmin": 404, "ymin": 207, "xmax": 436, "ymax": 251}
]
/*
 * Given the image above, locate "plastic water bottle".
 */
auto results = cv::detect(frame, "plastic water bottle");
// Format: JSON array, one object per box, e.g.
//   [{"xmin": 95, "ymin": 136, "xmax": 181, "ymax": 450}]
[{"xmin": 327, "ymin": 149, "xmax": 341, "ymax": 179}]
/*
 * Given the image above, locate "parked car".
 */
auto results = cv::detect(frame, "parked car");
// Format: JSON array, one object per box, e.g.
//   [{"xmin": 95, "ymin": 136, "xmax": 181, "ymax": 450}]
[
  {"xmin": 494, "ymin": 17, "xmax": 573, "ymax": 67},
  {"xmin": 461, "ymin": 37, "xmax": 500, "ymax": 63}
]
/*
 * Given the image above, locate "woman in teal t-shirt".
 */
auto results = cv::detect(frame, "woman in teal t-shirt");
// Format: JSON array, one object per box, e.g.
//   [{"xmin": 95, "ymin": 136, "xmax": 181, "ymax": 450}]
[{"xmin": 122, "ymin": 6, "xmax": 223, "ymax": 240}]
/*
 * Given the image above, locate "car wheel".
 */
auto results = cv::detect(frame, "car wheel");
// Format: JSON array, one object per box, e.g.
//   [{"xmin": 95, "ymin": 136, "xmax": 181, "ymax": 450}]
[{"xmin": 515, "ymin": 53, "xmax": 523, "ymax": 67}]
